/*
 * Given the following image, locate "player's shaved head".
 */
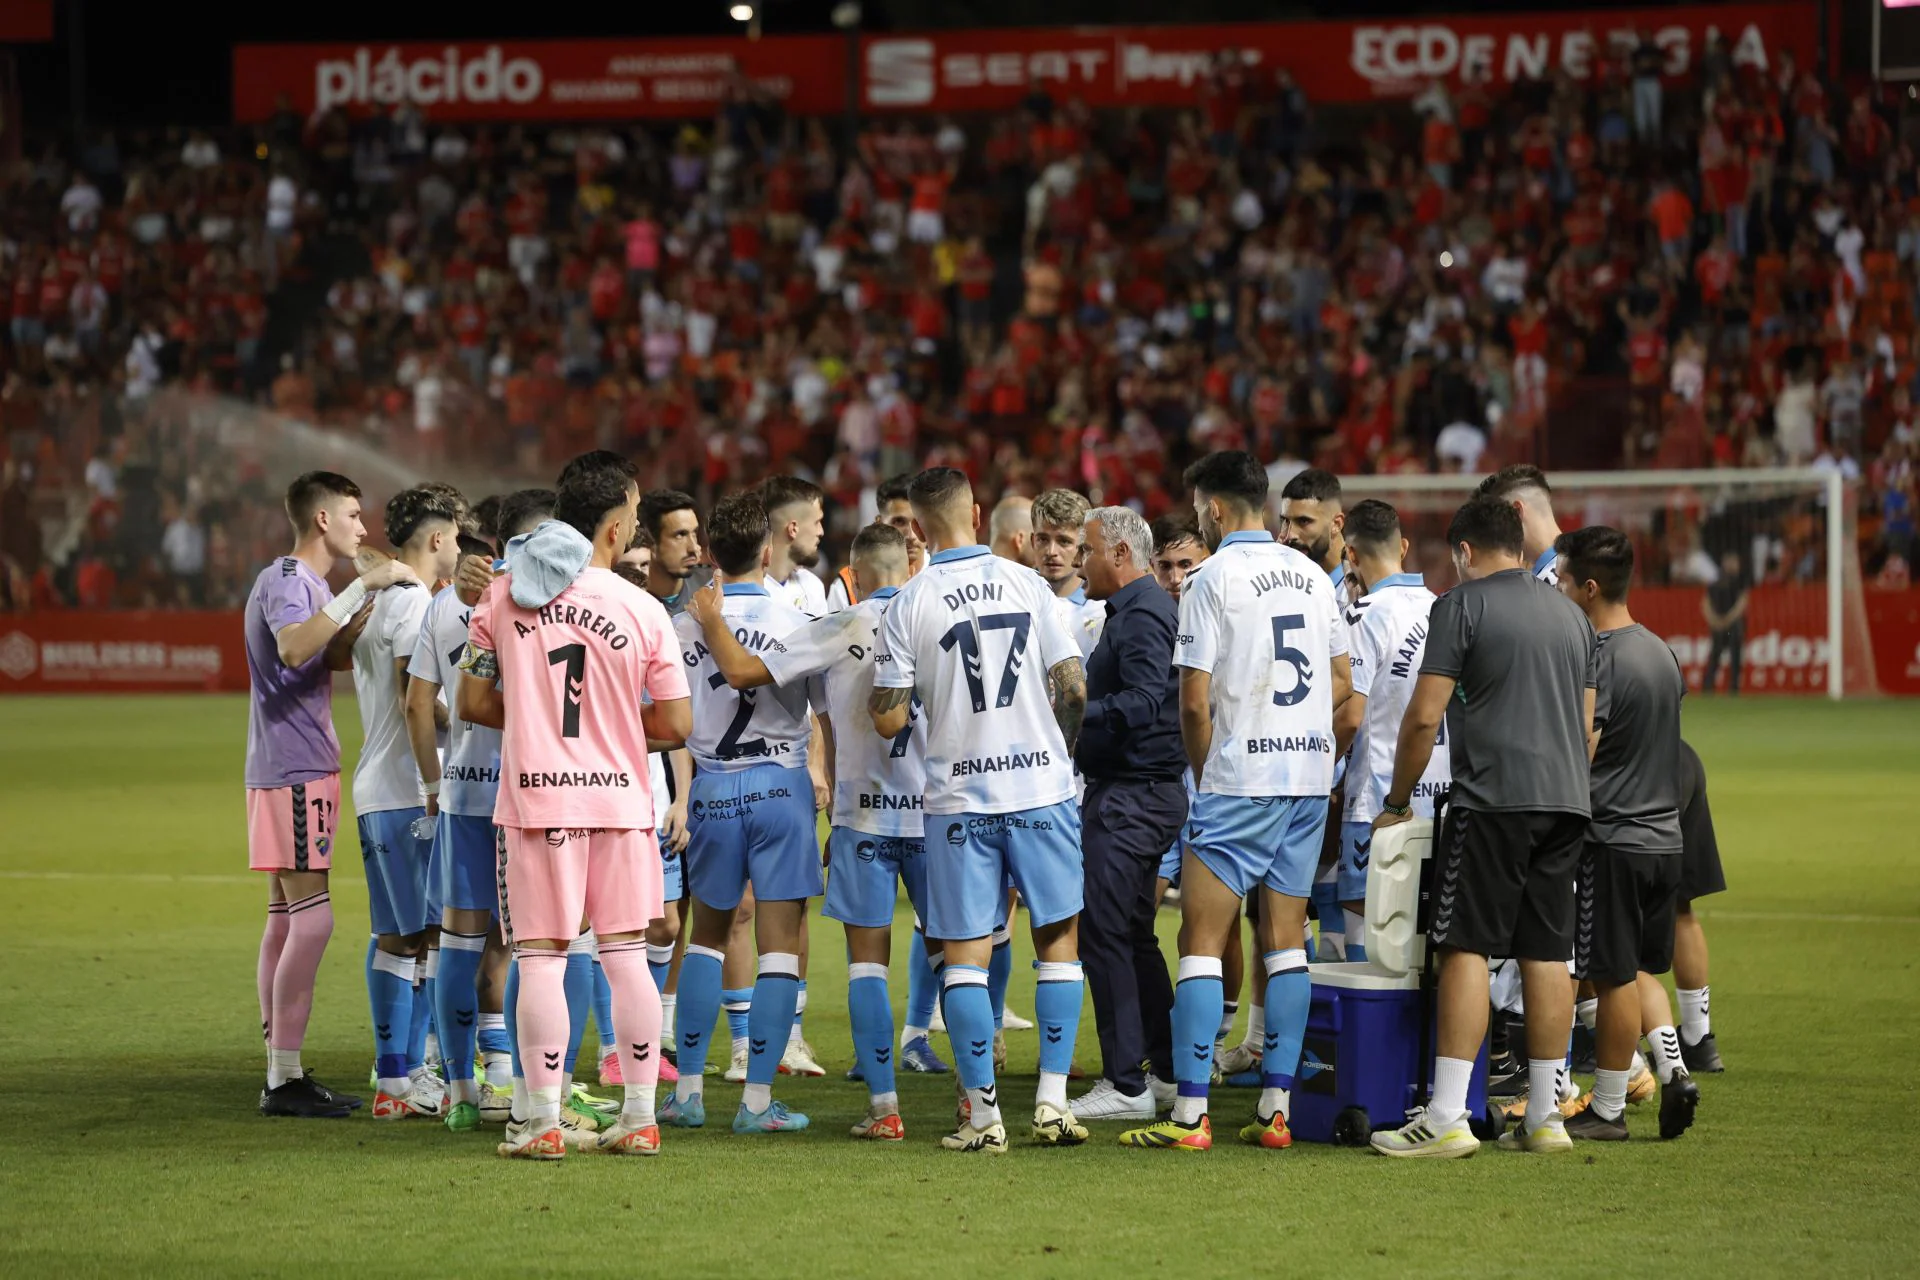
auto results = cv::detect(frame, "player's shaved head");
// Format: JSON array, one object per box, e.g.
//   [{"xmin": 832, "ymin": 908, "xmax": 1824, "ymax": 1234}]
[
  {"xmin": 414, "ymin": 481, "xmax": 474, "ymax": 536},
  {"xmin": 285, "ymin": 470, "xmax": 361, "ymax": 533},
  {"xmin": 990, "ymin": 494, "xmax": 1032, "ymax": 542},
  {"xmin": 707, "ymin": 493, "xmax": 771, "ymax": 576},
  {"xmin": 1477, "ymin": 463, "xmax": 1553, "ymax": 507},
  {"xmin": 851, "ymin": 522, "xmax": 910, "ymax": 580}
]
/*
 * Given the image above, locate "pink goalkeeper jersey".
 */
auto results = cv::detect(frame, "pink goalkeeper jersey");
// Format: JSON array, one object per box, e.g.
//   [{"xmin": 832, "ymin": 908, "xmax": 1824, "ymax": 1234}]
[{"xmin": 467, "ymin": 566, "xmax": 688, "ymax": 831}]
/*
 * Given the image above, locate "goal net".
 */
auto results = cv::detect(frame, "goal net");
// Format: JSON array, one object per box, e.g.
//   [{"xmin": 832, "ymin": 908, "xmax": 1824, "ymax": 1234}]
[{"xmin": 1340, "ymin": 468, "xmax": 1879, "ymax": 699}]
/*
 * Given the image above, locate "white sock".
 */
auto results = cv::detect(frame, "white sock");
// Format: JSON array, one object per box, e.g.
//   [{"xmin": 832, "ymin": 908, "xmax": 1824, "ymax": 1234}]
[
  {"xmin": 1171, "ymin": 1094, "xmax": 1207, "ymax": 1125},
  {"xmin": 482, "ymin": 1052, "xmax": 512, "ymax": 1088},
  {"xmin": 901, "ymin": 1023, "xmax": 929, "ymax": 1047},
  {"xmin": 731, "ymin": 1035, "xmax": 748, "ymax": 1055},
  {"xmin": 511, "ymin": 1075, "xmax": 529, "ymax": 1122},
  {"xmin": 450, "ymin": 1077, "xmax": 479, "ymax": 1106},
  {"xmin": 1646, "ymin": 1024, "xmax": 1687, "ymax": 1083},
  {"xmin": 1429, "ymin": 1056, "xmax": 1473, "ymax": 1127},
  {"xmin": 528, "ymin": 1084, "xmax": 563, "ymax": 1128},
  {"xmin": 787, "ymin": 985, "xmax": 809, "ymax": 1047},
  {"xmin": 1343, "ymin": 909, "xmax": 1366, "ymax": 947},
  {"xmin": 1677, "ymin": 986, "xmax": 1710, "ymax": 1043},
  {"xmin": 1575, "ymin": 998, "xmax": 1598, "ymax": 1032},
  {"xmin": 661, "ymin": 993, "xmax": 677, "ymax": 1040},
  {"xmin": 1555, "ymin": 1062, "xmax": 1578, "ymax": 1103},
  {"xmin": 1242, "ymin": 1004, "xmax": 1266, "ymax": 1052},
  {"xmin": 676, "ymin": 1073, "xmax": 704, "ymax": 1104},
  {"xmin": 1036, "ymin": 1071, "xmax": 1067, "ymax": 1110},
  {"xmin": 742, "ymin": 1082, "xmax": 773, "ymax": 1113},
  {"xmin": 1215, "ymin": 1000, "xmax": 1238, "ymax": 1046},
  {"xmin": 1525, "ymin": 1059, "xmax": 1563, "ymax": 1132},
  {"xmin": 1630, "ymin": 1049, "xmax": 1648, "ymax": 1075},
  {"xmin": 966, "ymin": 1085, "xmax": 1002, "ymax": 1129},
  {"xmin": 622, "ymin": 1079, "xmax": 657, "ymax": 1126},
  {"xmin": 563, "ymin": 1072, "xmax": 574, "ymax": 1097},
  {"xmin": 1591, "ymin": 1067, "xmax": 1629, "ymax": 1120},
  {"xmin": 870, "ymin": 1090, "xmax": 899, "ymax": 1114},
  {"xmin": 1257, "ymin": 1086, "xmax": 1290, "ymax": 1122},
  {"xmin": 377, "ymin": 1073, "xmax": 411, "ymax": 1096},
  {"xmin": 267, "ymin": 1048, "xmax": 303, "ymax": 1089}
]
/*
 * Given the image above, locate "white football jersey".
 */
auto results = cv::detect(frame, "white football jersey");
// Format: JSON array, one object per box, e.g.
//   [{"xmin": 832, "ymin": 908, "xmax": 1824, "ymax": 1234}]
[
  {"xmin": 763, "ymin": 590, "xmax": 926, "ymax": 838},
  {"xmin": 765, "ymin": 565, "xmax": 828, "ymax": 618},
  {"xmin": 876, "ymin": 545, "xmax": 1078, "ymax": 817},
  {"xmin": 407, "ymin": 585, "xmax": 502, "ymax": 818},
  {"xmin": 1054, "ymin": 588, "xmax": 1106, "ymax": 658},
  {"xmin": 824, "ymin": 571, "xmax": 855, "ymax": 615},
  {"xmin": 1174, "ymin": 531, "xmax": 1347, "ymax": 798},
  {"xmin": 649, "ymin": 750, "xmax": 671, "ymax": 827},
  {"xmin": 1342, "ymin": 573, "xmax": 1451, "ymax": 824},
  {"xmin": 1533, "ymin": 548, "xmax": 1559, "ymax": 586},
  {"xmin": 351, "ymin": 581, "xmax": 433, "ymax": 814},
  {"xmin": 674, "ymin": 584, "xmax": 818, "ymax": 773}
]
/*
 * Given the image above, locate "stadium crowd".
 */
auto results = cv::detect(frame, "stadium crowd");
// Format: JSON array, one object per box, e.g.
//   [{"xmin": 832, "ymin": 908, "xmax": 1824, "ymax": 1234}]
[{"xmin": 2, "ymin": 34, "xmax": 1918, "ymax": 609}]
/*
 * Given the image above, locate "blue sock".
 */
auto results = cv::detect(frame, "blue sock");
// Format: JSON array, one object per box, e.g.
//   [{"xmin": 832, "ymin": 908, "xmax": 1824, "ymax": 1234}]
[
  {"xmin": 563, "ymin": 946, "xmax": 592, "ymax": 1075},
  {"xmin": 648, "ymin": 943, "xmax": 672, "ymax": 993},
  {"xmin": 407, "ymin": 972, "xmax": 433, "ymax": 1073},
  {"xmin": 1172, "ymin": 956, "xmax": 1225, "ymax": 1106},
  {"xmin": 592, "ymin": 958, "xmax": 617, "ymax": 1057},
  {"xmin": 792, "ymin": 979, "xmax": 808, "ymax": 1040},
  {"xmin": 677, "ymin": 946, "xmax": 725, "ymax": 1081},
  {"xmin": 1260, "ymin": 949, "xmax": 1311, "ymax": 1089},
  {"xmin": 988, "ymin": 935, "xmax": 1012, "ymax": 1030},
  {"xmin": 746, "ymin": 954, "xmax": 802, "ymax": 1087},
  {"xmin": 848, "ymin": 963, "xmax": 896, "ymax": 1098},
  {"xmin": 905, "ymin": 929, "xmax": 938, "ymax": 1032},
  {"xmin": 1033, "ymin": 960, "xmax": 1084, "ymax": 1079},
  {"xmin": 943, "ymin": 965, "xmax": 997, "ymax": 1090},
  {"xmin": 722, "ymin": 987, "xmax": 753, "ymax": 1044},
  {"xmin": 1309, "ymin": 883, "xmax": 1340, "ymax": 958},
  {"xmin": 367, "ymin": 947, "xmax": 415, "ymax": 1084},
  {"xmin": 503, "ymin": 956, "xmax": 521, "ymax": 1080},
  {"xmin": 435, "ymin": 933, "xmax": 487, "ymax": 1089}
]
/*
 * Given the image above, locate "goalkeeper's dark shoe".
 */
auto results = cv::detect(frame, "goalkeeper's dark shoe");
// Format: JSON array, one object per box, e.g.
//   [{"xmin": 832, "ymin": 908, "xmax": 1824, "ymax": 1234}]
[{"xmin": 1681, "ymin": 1031, "xmax": 1725, "ymax": 1074}]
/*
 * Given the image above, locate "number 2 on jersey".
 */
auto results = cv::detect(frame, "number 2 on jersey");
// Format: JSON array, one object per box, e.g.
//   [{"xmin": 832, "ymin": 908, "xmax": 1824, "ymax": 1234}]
[
  {"xmin": 1268, "ymin": 614, "xmax": 1313, "ymax": 707},
  {"xmin": 939, "ymin": 612, "xmax": 1030, "ymax": 712},
  {"xmin": 709, "ymin": 671, "xmax": 768, "ymax": 760}
]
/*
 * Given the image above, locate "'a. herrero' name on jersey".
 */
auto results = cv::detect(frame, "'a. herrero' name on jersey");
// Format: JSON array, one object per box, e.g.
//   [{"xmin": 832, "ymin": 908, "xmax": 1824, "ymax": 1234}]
[
  {"xmin": 952, "ymin": 748, "xmax": 1052, "ymax": 777},
  {"xmin": 526, "ymin": 605, "xmax": 631, "ymax": 649},
  {"xmin": 520, "ymin": 770, "xmax": 631, "ymax": 787},
  {"xmin": 1249, "ymin": 735, "xmax": 1330, "ymax": 754},
  {"xmin": 1253, "ymin": 568, "xmax": 1319, "ymax": 598}
]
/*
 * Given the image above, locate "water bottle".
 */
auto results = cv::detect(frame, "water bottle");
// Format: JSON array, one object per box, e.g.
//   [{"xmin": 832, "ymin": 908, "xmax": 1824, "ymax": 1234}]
[{"xmin": 409, "ymin": 814, "xmax": 437, "ymax": 841}]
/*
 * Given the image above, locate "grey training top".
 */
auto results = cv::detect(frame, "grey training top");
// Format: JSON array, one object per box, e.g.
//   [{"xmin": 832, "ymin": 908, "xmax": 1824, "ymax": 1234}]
[
  {"xmin": 1420, "ymin": 568, "xmax": 1596, "ymax": 815},
  {"xmin": 1588, "ymin": 623, "xmax": 1685, "ymax": 853}
]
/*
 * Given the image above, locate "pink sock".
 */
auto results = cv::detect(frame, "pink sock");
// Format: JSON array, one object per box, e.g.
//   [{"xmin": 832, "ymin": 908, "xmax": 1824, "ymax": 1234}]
[
  {"xmin": 515, "ymin": 949, "xmax": 571, "ymax": 1122},
  {"xmin": 258, "ymin": 902, "xmax": 290, "ymax": 1044},
  {"xmin": 597, "ymin": 939, "xmax": 664, "ymax": 1108},
  {"xmin": 269, "ymin": 892, "xmax": 332, "ymax": 1053}
]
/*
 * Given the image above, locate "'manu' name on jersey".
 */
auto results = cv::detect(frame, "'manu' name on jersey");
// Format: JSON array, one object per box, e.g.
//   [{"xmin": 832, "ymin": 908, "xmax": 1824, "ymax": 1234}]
[
  {"xmin": 1174, "ymin": 531, "xmax": 1347, "ymax": 797},
  {"xmin": 1343, "ymin": 573, "xmax": 1451, "ymax": 823}
]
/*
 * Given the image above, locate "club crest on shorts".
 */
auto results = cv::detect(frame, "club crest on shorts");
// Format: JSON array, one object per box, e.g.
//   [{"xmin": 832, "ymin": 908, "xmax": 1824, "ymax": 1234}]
[{"xmin": 945, "ymin": 822, "xmax": 965, "ymax": 847}]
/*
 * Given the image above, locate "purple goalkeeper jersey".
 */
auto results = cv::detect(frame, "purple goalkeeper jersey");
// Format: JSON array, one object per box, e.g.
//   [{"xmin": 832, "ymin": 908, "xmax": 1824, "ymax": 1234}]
[{"xmin": 244, "ymin": 556, "xmax": 342, "ymax": 789}]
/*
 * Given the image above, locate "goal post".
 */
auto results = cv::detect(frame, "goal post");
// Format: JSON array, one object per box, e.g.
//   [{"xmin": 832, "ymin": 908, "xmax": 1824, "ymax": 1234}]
[{"xmin": 1339, "ymin": 467, "xmax": 1877, "ymax": 699}]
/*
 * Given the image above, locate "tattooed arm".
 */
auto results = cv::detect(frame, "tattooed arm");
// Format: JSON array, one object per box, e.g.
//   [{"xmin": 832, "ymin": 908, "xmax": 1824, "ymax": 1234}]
[
  {"xmin": 870, "ymin": 684, "xmax": 913, "ymax": 739},
  {"xmin": 1047, "ymin": 656, "xmax": 1087, "ymax": 754}
]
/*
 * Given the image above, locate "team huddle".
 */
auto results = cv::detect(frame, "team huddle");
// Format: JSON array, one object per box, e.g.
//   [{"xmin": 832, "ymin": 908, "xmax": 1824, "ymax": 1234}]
[{"xmin": 241, "ymin": 450, "xmax": 1726, "ymax": 1159}]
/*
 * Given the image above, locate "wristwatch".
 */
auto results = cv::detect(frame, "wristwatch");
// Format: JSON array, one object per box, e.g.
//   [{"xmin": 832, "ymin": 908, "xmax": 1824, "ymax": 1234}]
[{"xmin": 1381, "ymin": 799, "xmax": 1412, "ymax": 817}]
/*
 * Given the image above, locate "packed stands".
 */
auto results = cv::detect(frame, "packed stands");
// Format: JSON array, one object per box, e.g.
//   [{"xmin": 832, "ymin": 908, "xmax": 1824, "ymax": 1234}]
[{"xmin": 2, "ymin": 29, "xmax": 1916, "ymax": 610}]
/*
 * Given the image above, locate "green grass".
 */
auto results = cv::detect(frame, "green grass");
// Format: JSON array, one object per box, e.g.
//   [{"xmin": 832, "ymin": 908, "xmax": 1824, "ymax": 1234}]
[{"xmin": 1, "ymin": 695, "xmax": 1917, "ymax": 1277}]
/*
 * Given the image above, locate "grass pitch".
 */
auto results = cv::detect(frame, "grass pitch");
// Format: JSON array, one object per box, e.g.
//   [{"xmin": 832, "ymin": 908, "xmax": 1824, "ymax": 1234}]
[{"xmin": 1, "ymin": 694, "xmax": 1917, "ymax": 1277}]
